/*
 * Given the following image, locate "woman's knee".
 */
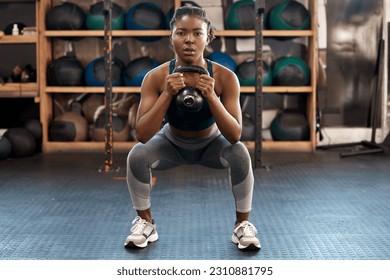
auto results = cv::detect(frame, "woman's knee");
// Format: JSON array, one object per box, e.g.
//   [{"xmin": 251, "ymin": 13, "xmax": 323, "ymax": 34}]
[
  {"xmin": 223, "ymin": 142, "xmax": 252, "ymax": 185},
  {"xmin": 223, "ymin": 142, "xmax": 251, "ymax": 165},
  {"xmin": 127, "ymin": 143, "xmax": 145, "ymax": 167},
  {"xmin": 127, "ymin": 143, "xmax": 152, "ymax": 182}
]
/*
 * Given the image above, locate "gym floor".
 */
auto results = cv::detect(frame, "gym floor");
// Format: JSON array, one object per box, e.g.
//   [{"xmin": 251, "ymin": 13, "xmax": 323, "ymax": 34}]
[{"xmin": 0, "ymin": 147, "xmax": 389, "ymax": 260}]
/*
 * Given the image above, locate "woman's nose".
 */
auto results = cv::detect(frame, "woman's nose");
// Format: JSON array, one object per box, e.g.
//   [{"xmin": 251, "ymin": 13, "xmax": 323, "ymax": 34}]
[{"xmin": 185, "ymin": 34, "xmax": 194, "ymax": 43}]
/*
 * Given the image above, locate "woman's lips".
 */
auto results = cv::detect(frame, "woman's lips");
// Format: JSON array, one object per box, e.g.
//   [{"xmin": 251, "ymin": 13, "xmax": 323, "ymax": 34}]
[{"xmin": 183, "ymin": 48, "xmax": 195, "ymax": 54}]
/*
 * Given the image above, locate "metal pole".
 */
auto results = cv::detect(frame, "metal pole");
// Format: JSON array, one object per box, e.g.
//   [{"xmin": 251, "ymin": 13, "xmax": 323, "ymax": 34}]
[
  {"xmin": 103, "ymin": 0, "xmax": 113, "ymax": 172},
  {"xmin": 254, "ymin": 0, "xmax": 265, "ymax": 168}
]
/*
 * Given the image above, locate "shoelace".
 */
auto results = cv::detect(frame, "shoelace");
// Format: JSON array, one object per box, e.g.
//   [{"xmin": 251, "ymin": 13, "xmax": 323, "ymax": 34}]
[
  {"xmin": 131, "ymin": 216, "xmax": 147, "ymax": 235},
  {"xmin": 235, "ymin": 221, "xmax": 257, "ymax": 237}
]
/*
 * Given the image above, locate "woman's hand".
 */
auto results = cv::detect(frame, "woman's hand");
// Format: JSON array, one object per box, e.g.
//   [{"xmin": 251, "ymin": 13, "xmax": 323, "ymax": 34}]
[
  {"xmin": 197, "ymin": 74, "xmax": 216, "ymax": 100},
  {"xmin": 166, "ymin": 73, "xmax": 185, "ymax": 96}
]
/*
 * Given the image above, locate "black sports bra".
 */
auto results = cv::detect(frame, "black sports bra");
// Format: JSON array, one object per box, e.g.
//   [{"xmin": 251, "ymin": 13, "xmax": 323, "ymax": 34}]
[{"xmin": 166, "ymin": 59, "xmax": 215, "ymax": 131}]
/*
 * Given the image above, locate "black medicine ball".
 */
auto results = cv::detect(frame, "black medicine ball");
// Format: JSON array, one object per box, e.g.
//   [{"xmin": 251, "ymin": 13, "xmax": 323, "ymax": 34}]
[
  {"xmin": 4, "ymin": 127, "xmax": 36, "ymax": 157},
  {"xmin": 47, "ymin": 56, "xmax": 85, "ymax": 86},
  {"xmin": 23, "ymin": 119, "xmax": 42, "ymax": 141},
  {"xmin": 46, "ymin": 2, "xmax": 86, "ymax": 30},
  {"xmin": 0, "ymin": 137, "xmax": 12, "ymax": 160}
]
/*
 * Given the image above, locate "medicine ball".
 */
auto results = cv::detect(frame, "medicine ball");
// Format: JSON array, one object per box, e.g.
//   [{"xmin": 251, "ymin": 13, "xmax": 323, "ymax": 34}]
[
  {"xmin": 123, "ymin": 56, "xmax": 159, "ymax": 86},
  {"xmin": 23, "ymin": 119, "xmax": 42, "ymax": 142},
  {"xmin": 23, "ymin": 119, "xmax": 42, "ymax": 152},
  {"xmin": 47, "ymin": 55, "xmax": 85, "ymax": 86},
  {"xmin": 270, "ymin": 110, "xmax": 310, "ymax": 141},
  {"xmin": 269, "ymin": 0, "xmax": 311, "ymax": 30},
  {"xmin": 262, "ymin": 62, "xmax": 273, "ymax": 86},
  {"xmin": 86, "ymin": 1, "xmax": 125, "ymax": 30},
  {"xmin": 206, "ymin": 52, "xmax": 237, "ymax": 72},
  {"xmin": 4, "ymin": 127, "xmax": 36, "ymax": 157},
  {"xmin": 49, "ymin": 112, "xmax": 88, "ymax": 142},
  {"xmin": 226, "ymin": 0, "xmax": 255, "ymax": 30},
  {"xmin": 126, "ymin": 2, "xmax": 167, "ymax": 41},
  {"xmin": 92, "ymin": 113, "xmax": 130, "ymax": 142},
  {"xmin": 236, "ymin": 59, "xmax": 273, "ymax": 86},
  {"xmin": 82, "ymin": 94, "xmax": 105, "ymax": 124},
  {"xmin": 0, "ymin": 136, "xmax": 12, "ymax": 160},
  {"xmin": 46, "ymin": 2, "xmax": 85, "ymax": 30},
  {"xmin": 272, "ymin": 56, "xmax": 310, "ymax": 86},
  {"xmin": 85, "ymin": 56, "xmax": 124, "ymax": 86}
]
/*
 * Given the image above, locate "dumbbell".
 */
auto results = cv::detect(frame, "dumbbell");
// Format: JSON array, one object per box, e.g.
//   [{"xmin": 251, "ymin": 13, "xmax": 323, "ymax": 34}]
[{"xmin": 173, "ymin": 65, "xmax": 209, "ymax": 112}]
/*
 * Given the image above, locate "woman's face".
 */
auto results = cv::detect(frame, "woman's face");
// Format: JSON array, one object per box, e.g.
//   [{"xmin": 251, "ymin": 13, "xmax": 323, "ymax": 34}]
[{"xmin": 171, "ymin": 15, "xmax": 209, "ymax": 64}]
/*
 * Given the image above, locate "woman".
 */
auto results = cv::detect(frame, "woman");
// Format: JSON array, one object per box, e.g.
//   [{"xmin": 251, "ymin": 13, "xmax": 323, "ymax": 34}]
[{"xmin": 125, "ymin": 6, "xmax": 260, "ymax": 251}]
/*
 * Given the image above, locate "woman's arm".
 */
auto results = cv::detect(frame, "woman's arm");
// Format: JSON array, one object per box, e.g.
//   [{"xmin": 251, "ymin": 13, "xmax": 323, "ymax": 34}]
[
  {"xmin": 135, "ymin": 65, "xmax": 185, "ymax": 143},
  {"xmin": 197, "ymin": 66, "xmax": 242, "ymax": 144}
]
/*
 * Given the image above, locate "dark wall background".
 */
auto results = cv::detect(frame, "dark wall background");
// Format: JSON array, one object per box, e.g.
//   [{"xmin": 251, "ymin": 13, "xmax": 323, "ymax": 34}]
[{"xmin": 0, "ymin": 1, "xmax": 38, "ymax": 128}]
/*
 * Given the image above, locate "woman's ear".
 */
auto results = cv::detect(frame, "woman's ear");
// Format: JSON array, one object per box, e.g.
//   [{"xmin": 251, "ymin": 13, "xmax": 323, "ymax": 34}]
[{"xmin": 206, "ymin": 36, "xmax": 210, "ymax": 46}]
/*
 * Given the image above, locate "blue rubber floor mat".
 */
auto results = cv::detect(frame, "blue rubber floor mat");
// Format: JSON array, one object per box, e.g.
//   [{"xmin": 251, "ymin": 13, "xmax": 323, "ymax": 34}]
[{"xmin": 0, "ymin": 150, "xmax": 389, "ymax": 260}]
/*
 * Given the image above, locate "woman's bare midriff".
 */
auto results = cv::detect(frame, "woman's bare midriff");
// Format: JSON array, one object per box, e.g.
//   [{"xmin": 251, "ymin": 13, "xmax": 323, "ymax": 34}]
[{"xmin": 170, "ymin": 124, "xmax": 216, "ymax": 138}]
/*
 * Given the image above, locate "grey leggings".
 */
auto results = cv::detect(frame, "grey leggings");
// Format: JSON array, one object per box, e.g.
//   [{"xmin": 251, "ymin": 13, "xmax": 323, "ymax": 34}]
[{"xmin": 126, "ymin": 124, "xmax": 254, "ymax": 213}]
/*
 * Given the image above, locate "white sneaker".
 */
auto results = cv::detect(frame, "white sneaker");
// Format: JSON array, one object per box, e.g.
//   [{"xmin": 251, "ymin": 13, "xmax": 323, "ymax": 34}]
[
  {"xmin": 124, "ymin": 216, "xmax": 158, "ymax": 248},
  {"xmin": 232, "ymin": 221, "xmax": 261, "ymax": 250}
]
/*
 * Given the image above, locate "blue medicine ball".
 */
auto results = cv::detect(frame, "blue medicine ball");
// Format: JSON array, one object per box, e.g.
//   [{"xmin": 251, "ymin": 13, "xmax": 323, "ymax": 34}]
[
  {"xmin": 206, "ymin": 52, "xmax": 237, "ymax": 72},
  {"xmin": 270, "ymin": 110, "xmax": 310, "ymax": 141},
  {"xmin": 126, "ymin": 2, "xmax": 167, "ymax": 41},
  {"xmin": 123, "ymin": 56, "xmax": 159, "ymax": 86},
  {"xmin": 85, "ymin": 56, "xmax": 124, "ymax": 86}
]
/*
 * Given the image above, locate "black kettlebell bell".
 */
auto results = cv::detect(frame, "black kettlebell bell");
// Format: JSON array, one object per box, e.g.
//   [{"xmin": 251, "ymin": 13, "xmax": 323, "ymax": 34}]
[{"xmin": 173, "ymin": 65, "xmax": 209, "ymax": 112}]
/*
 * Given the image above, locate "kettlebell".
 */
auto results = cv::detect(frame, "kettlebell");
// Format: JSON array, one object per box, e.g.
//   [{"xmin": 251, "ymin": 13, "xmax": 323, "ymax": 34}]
[{"xmin": 173, "ymin": 65, "xmax": 209, "ymax": 112}]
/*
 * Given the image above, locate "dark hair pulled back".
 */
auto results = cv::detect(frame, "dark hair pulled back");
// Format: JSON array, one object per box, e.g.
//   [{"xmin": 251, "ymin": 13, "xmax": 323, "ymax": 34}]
[{"xmin": 169, "ymin": 6, "xmax": 215, "ymax": 42}]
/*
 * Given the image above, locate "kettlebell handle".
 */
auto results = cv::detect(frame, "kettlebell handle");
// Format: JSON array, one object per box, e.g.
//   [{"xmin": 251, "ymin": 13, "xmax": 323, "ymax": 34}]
[
  {"xmin": 172, "ymin": 65, "xmax": 208, "ymax": 112},
  {"xmin": 173, "ymin": 65, "xmax": 209, "ymax": 76}
]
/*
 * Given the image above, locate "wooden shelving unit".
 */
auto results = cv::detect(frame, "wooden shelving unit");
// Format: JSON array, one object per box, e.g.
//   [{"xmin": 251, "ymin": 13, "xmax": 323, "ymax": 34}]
[
  {"xmin": 0, "ymin": 1, "xmax": 40, "ymax": 100},
  {"xmin": 0, "ymin": 83, "xmax": 38, "ymax": 98},
  {"xmin": 39, "ymin": 0, "xmax": 317, "ymax": 153},
  {"xmin": 0, "ymin": 34, "xmax": 38, "ymax": 44}
]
